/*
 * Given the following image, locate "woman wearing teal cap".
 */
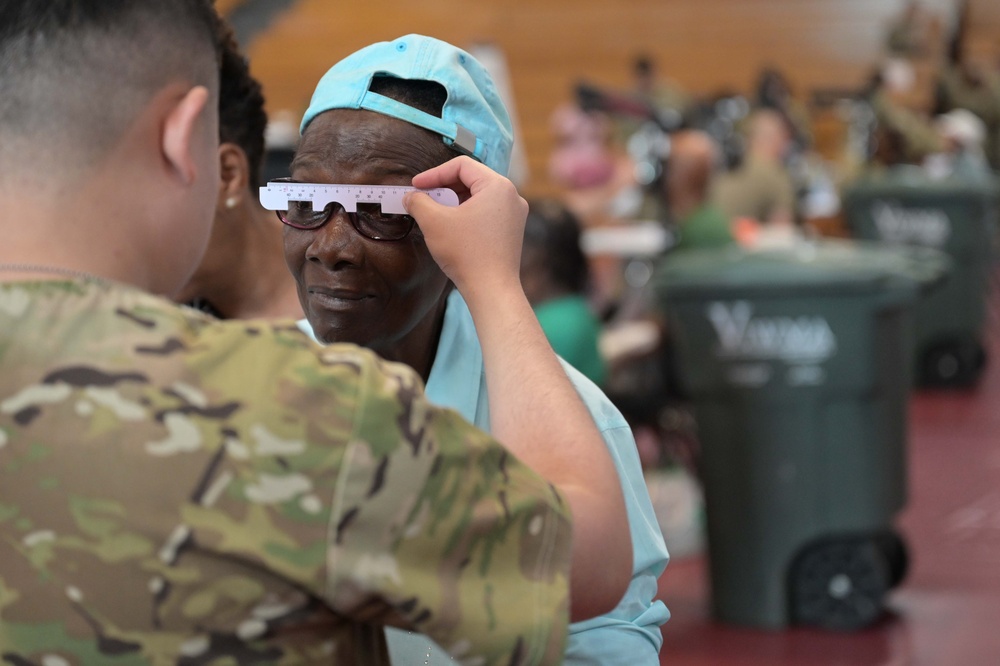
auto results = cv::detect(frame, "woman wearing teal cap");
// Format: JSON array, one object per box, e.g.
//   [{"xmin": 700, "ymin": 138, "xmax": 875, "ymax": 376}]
[{"xmin": 279, "ymin": 35, "xmax": 669, "ymax": 665}]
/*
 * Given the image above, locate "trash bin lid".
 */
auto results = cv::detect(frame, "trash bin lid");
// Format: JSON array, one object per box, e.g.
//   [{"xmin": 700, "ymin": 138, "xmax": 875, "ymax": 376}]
[
  {"xmin": 843, "ymin": 165, "xmax": 1000, "ymax": 198},
  {"xmin": 655, "ymin": 238, "xmax": 947, "ymax": 300}
]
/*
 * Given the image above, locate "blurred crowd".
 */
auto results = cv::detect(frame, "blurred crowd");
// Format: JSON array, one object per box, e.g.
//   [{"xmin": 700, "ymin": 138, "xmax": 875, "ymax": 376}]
[
  {"xmin": 238, "ymin": 0, "xmax": 1000, "ymax": 552},
  {"xmin": 525, "ymin": 0, "xmax": 1000, "ymax": 474}
]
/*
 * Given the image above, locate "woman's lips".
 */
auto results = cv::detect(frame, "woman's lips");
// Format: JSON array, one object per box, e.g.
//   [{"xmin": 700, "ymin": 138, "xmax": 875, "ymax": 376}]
[{"xmin": 307, "ymin": 286, "xmax": 372, "ymax": 310}]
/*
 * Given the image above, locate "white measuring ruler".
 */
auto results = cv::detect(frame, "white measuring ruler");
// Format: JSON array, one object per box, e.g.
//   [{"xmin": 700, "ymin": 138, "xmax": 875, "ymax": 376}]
[{"xmin": 259, "ymin": 182, "xmax": 459, "ymax": 214}]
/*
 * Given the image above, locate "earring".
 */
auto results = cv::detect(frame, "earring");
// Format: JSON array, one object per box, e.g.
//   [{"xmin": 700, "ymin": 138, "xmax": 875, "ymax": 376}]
[{"xmin": 225, "ymin": 197, "xmax": 238, "ymax": 209}]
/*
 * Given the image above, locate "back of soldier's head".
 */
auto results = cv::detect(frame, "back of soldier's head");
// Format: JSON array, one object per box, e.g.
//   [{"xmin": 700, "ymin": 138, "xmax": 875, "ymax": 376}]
[{"xmin": 0, "ymin": 0, "xmax": 220, "ymax": 185}]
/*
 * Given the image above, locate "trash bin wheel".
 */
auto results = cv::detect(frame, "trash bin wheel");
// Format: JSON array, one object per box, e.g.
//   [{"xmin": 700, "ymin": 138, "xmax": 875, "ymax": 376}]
[
  {"xmin": 789, "ymin": 539, "xmax": 890, "ymax": 631},
  {"xmin": 874, "ymin": 531, "xmax": 910, "ymax": 588},
  {"xmin": 920, "ymin": 338, "xmax": 986, "ymax": 388}
]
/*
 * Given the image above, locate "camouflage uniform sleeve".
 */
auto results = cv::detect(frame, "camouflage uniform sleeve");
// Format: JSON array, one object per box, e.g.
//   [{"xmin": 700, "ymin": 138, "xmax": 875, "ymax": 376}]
[
  {"xmin": 871, "ymin": 90, "xmax": 946, "ymax": 162},
  {"xmin": 319, "ymin": 345, "xmax": 573, "ymax": 666},
  {"xmin": 938, "ymin": 64, "xmax": 1000, "ymax": 126}
]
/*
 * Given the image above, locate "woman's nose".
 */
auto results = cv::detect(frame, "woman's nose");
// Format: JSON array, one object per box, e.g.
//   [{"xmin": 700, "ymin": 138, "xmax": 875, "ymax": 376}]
[{"xmin": 304, "ymin": 210, "xmax": 364, "ymax": 268}]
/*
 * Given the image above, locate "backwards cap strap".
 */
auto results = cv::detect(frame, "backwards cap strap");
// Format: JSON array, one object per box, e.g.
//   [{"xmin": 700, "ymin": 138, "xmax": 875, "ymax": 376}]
[{"xmin": 360, "ymin": 91, "xmax": 484, "ymax": 164}]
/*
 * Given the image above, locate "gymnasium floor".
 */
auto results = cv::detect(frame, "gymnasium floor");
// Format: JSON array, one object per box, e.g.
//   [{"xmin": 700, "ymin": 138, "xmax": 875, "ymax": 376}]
[{"xmin": 655, "ymin": 297, "xmax": 1000, "ymax": 664}]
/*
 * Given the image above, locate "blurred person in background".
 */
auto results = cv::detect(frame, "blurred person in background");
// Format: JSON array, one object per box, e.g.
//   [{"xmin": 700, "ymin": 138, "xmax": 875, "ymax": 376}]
[
  {"xmin": 630, "ymin": 53, "xmax": 692, "ymax": 135},
  {"xmin": 547, "ymin": 102, "xmax": 622, "ymax": 200},
  {"xmin": 664, "ymin": 129, "xmax": 734, "ymax": 251},
  {"xmin": 884, "ymin": 0, "xmax": 934, "ymax": 59},
  {"xmin": 865, "ymin": 62, "xmax": 946, "ymax": 168},
  {"xmin": 918, "ymin": 108, "xmax": 994, "ymax": 182},
  {"xmin": 547, "ymin": 102, "xmax": 642, "ymax": 316},
  {"xmin": 754, "ymin": 66, "xmax": 813, "ymax": 158},
  {"xmin": 280, "ymin": 33, "xmax": 668, "ymax": 665},
  {"xmin": 710, "ymin": 108, "xmax": 798, "ymax": 228},
  {"xmin": 935, "ymin": 63, "xmax": 1000, "ymax": 171},
  {"xmin": 933, "ymin": 0, "xmax": 1000, "ymax": 171},
  {"xmin": 520, "ymin": 198, "xmax": 607, "ymax": 386},
  {"xmin": 175, "ymin": 21, "xmax": 302, "ymax": 319}
]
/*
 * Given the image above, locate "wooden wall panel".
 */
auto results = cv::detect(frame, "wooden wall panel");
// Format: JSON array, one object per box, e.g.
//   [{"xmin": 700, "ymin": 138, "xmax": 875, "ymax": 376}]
[
  {"xmin": 243, "ymin": 0, "xmax": 1000, "ymax": 197},
  {"xmin": 215, "ymin": 0, "xmax": 245, "ymax": 17}
]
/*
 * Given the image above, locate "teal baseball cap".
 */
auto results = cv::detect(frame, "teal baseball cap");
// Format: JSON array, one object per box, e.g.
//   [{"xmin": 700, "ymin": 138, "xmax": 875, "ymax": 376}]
[
  {"xmin": 300, "ymin": 34, "xmax": 514, "ymax": 176},
  {"xmin": 299, "ymin": 34, "xmax": 514, "ymax": 176}
]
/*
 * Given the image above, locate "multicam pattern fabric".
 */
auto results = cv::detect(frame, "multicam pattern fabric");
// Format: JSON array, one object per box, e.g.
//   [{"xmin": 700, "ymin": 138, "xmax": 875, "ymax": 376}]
[
  {"xmin": 423, "ymin": 291, "xmax": 670, "ymax": 665},
  {"xmin": 0, "ymin": 279, "xmax": 571, "ymax": 665}
]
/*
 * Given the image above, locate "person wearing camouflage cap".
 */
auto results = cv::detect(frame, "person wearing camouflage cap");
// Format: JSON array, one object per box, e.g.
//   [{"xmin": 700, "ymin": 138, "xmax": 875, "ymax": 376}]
[{"xmin": 0, "ymin": 2, "xmax": 632, "ymax": 664}]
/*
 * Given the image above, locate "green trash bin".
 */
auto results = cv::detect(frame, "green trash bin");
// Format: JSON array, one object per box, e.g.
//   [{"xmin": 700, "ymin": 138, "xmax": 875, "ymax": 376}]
[
  {"xmin": 842, "ymin": 168, "xmax": 1000, "ymax": 387},
  {"xmin": 653, "ymin": 238, "xmax": 948, "ymax": 631}
]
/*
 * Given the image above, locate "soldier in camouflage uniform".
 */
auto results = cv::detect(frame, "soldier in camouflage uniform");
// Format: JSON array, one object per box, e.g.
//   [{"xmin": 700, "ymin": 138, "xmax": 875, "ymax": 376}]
[
  {"xmin": 936, "ymin": 62, "xmax": 1000, "ymax": 172},
  {"xmin": 0, "ymin": 1, "xmax": 631, "ymax": 663},
  {"xmin": 0, "ymin": 280, "xmax": 571, "ymax": 664}
]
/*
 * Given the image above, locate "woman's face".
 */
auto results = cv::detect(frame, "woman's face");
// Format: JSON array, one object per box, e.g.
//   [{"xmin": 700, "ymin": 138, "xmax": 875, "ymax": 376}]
[{"xmin": 283, "ymin": 109, "xmax": 452, "ymax": 372}]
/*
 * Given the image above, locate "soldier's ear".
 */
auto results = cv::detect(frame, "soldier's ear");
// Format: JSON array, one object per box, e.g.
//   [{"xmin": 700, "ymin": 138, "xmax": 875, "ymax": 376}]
[{"xmin": 162, "ymin": 85, "xmax": 212, "ymax": 186}]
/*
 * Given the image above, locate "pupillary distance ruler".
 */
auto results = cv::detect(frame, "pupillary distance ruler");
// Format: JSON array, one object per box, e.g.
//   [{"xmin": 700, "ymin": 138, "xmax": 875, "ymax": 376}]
[{"xmin": 259, "ymin": 182, "xmax": 459, "ymax": 213}]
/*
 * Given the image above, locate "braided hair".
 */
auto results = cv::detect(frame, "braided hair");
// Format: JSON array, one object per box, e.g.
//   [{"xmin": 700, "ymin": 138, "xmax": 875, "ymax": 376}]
[{"xmin": 216, "ymin": 20, "xmax": 268, "ymax": 189}]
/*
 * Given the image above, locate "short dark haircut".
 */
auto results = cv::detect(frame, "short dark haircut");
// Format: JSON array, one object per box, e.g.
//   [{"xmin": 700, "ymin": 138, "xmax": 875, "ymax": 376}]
[
  {"xmin": 523, "ymin": 199, "xmax": 589, "ymax": 294},
  {"xmin": 217, "ymin": 20, "xmax": 267, "ymax": 190},
  {"xmin": 0, "ymin": 0, "xmax": 221, "ymax": 178}
]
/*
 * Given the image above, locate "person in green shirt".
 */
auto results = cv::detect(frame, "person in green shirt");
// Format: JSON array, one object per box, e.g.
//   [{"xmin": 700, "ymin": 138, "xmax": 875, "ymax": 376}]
[
  {"xmin": 665, "ymin": 130, "xmax": 735, "ymax": 250},
  {"xmin": 520, "ymin": 199, "xmax": 608, "ymax": 386}
]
